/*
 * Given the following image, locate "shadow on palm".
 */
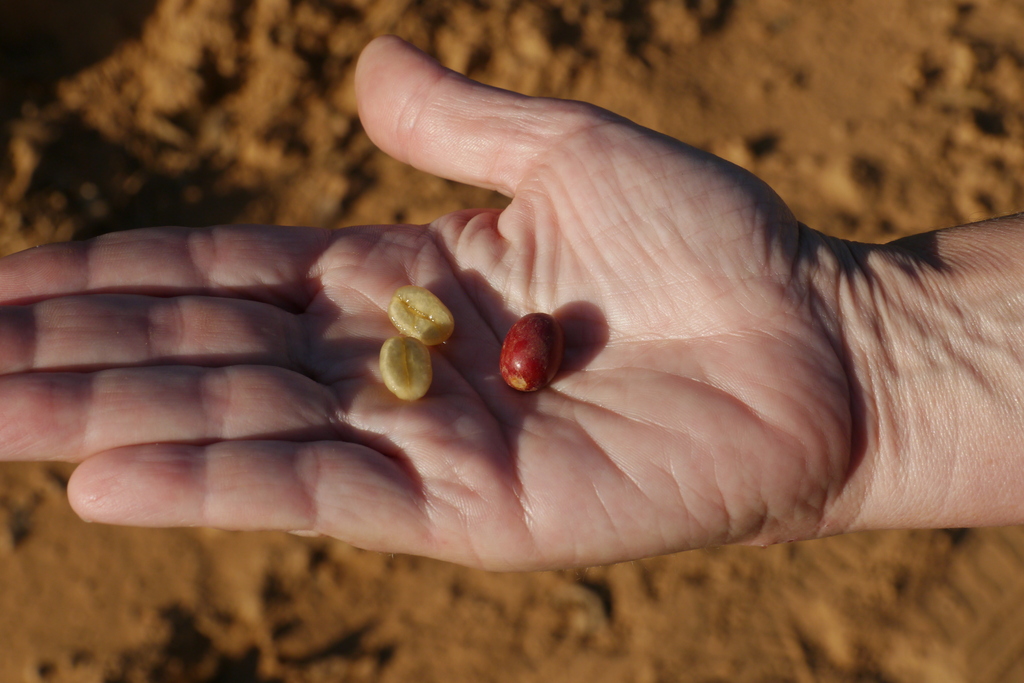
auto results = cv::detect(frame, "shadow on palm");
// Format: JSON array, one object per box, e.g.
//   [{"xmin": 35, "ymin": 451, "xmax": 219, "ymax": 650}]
[{"xmin": 301, "ymin": 225, "xmax": 613, "ymax": 567}]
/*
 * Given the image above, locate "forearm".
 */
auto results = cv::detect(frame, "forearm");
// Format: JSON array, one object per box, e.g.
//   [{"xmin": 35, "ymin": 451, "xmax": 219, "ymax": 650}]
[{"xmin": 830, "ymin": 212, "xmax": 1024, "ymax": 532}]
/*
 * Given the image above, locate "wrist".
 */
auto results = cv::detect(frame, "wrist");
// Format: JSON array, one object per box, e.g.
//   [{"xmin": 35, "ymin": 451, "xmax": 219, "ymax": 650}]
[{"xmin": 826, "ymin": 213, "xmax": 1024, "ymax": 533}]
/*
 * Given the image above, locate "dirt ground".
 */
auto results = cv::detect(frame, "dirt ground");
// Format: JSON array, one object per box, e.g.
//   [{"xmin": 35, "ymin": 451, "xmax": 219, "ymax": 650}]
[{"xmin": 2, "ymin": 0, "xmax": 1024, "ymax": 681}]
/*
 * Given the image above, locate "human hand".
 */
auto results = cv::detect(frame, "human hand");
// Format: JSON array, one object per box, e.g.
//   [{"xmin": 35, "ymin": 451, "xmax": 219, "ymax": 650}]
[{"xmin": 5, "ymin": 36, "xmax": 1001, "ymax": 570}]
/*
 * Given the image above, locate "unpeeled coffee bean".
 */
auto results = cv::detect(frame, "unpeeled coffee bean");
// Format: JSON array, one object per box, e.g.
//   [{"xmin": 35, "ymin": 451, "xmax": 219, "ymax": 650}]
[
  {"xmin": 500, "ymin": 313, "xmax": 564, "ymax": 391},
  {"xmin": 388, "ymin": 285, "xmax": 454, "ymax": 346},
  {"xmin": 380, "ymin": 335, "xmax": 432, "ymax": 401}
]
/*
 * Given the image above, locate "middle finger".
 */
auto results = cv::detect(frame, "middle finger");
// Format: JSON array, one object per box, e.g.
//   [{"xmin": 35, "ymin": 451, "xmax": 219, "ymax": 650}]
[{"xmin": 0, "ymin": 293, "xmax": 310, "ymax": 375}]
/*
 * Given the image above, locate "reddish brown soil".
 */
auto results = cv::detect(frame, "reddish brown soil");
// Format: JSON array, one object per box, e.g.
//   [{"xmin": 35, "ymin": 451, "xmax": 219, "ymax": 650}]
[{"xmin": 3, "ymin": 1, "xmax": 1024, "ymax": 681}]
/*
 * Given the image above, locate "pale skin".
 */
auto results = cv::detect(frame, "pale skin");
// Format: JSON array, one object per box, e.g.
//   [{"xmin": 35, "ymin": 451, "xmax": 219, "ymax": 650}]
[{"xmin": 1, "ymin": 35, "xmax": 1023, "ymax": 570}]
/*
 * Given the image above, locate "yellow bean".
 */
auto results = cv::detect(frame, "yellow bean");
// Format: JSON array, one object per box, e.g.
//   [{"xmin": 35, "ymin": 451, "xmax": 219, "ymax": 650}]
[
  {"xmin": 388, "ymin": 285, "xmax": 454, "ymax": 345},
  {"xmin": 379, "ymin": 335, "xmax": 432, "ymax": 401}
]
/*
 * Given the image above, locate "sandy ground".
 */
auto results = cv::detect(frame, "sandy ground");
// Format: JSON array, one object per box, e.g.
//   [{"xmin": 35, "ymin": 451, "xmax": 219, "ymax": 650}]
[{"xmin": 3, "ymin": 0, "xmax": 1024, "ymax": 681}]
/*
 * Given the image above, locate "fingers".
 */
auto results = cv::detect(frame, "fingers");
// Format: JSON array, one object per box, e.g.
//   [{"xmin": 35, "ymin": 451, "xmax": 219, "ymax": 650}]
[
  {"xmin": 0, "ymin": 293, "xmax": 307, "ymax": 374},
  {"xmin": 68, "ymin": 441, "xmax": 430, "ymax": 555},
  {"xmin": 0, "ymin": 366, "xmax": 338, "ymax": 462},
  {"xmin": 355, "ymin": 35, "xmax": 615, "ymax": 196},
  {"xmin": 0, "ymin": 224, "xmax": 329, "ymax": 308}
]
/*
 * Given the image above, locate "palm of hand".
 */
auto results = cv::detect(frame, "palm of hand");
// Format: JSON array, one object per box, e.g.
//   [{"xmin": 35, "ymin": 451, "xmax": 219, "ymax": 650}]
[
  {"xmin": 262, "ymin": 118, "xmax": 847, "ymax": 573},
  {"xmin": 0, "ymin": 38, "xmax": 855, "ymax": 570},
  {"xmin": 297, "ymin": 112, "xmax": 853, "ymax": 568}
]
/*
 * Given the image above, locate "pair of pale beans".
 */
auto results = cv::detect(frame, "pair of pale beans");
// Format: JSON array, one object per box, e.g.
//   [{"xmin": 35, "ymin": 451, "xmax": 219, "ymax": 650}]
[{"xmin": 380, "ymin": 286, "xmax": 564, "ymax": 400}]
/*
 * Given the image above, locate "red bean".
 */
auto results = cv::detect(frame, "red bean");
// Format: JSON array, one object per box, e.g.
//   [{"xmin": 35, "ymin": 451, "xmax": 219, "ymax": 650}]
[{"xmin": 500, "ymin": 313, "xmax": 564, "ymax": 391}]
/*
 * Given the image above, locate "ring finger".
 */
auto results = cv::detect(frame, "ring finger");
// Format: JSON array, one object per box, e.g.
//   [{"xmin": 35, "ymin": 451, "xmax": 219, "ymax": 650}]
[{"xmin": 0, "ymin": 364, "xmax": 340, "ymax": 462}]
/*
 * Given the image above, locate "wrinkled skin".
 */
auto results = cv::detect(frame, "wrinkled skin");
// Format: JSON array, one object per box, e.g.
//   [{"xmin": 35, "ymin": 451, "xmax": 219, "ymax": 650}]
[{"xmin": 0, "ymin": 36, "xmax": 872, "ymax": 570}]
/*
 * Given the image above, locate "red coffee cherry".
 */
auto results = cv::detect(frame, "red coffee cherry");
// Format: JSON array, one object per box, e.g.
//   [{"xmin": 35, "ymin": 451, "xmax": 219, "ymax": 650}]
[{"xmin": 500, "ymin": 313, "xmax": 564, "ymax": 391}]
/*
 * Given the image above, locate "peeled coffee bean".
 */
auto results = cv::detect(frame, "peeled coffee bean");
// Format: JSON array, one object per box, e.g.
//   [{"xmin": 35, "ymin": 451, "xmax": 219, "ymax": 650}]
[
  {"xmin": 380, "ymin": 335, "xmax": 432, "ymax": 400},
  {"xmin": 388, "ymin": 285, "xmax": 454, "ymax": 346}
]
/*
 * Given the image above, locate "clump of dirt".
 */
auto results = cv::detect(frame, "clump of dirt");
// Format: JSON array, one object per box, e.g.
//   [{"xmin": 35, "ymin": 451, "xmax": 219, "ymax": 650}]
[{"xmin": 3, "ymin": 1, "xmax": 1024, "ymax": 681}]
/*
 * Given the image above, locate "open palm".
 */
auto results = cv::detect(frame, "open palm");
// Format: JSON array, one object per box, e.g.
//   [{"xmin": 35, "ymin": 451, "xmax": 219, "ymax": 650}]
[{"xmin": 0, "ymin": 37, "xmax": 856, "ymax": 570}]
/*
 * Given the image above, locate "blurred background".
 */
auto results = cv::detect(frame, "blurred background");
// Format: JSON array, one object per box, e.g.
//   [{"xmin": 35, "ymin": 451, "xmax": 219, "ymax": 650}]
[{"xmin": 2, "ymin": 0, "xmax": 1024, "ymax": 680}]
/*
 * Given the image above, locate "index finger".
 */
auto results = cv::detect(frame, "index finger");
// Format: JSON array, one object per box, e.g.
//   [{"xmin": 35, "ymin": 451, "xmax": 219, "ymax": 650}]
[{"xmin": 0, "ymin": 224, "xmax": 331, "ymax": 309}]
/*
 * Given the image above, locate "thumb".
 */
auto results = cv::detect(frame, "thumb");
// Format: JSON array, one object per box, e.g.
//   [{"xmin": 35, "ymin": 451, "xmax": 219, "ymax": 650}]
[{"xmin": 354, "ymin": 35, "xmax": 612, "ymax": 197}]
